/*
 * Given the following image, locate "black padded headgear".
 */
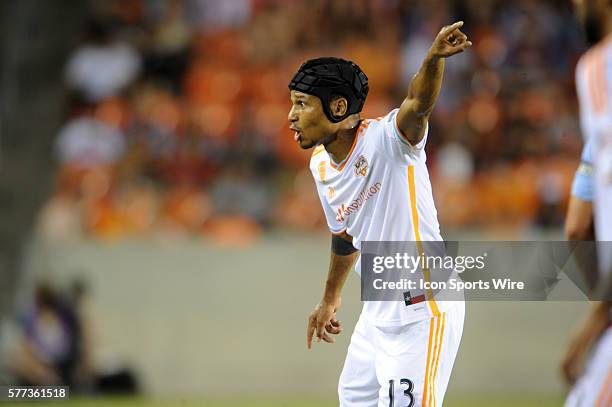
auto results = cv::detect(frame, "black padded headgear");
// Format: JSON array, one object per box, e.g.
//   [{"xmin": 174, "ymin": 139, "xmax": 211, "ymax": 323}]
[{"xmin": 288, "ymin": 57, "xmax": 369, "ymax": 123}]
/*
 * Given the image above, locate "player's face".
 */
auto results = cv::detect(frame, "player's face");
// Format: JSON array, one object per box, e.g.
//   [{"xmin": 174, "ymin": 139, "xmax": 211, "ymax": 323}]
[{"xmin": 288, "ymin": 90, "xmax": 333, "ymax": 149}]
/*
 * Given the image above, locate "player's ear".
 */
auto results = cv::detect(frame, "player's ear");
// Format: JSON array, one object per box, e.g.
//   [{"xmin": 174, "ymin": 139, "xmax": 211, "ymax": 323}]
[{"xmin": 330, "ymin": 96, "xmax": 348, "ymax": 119}]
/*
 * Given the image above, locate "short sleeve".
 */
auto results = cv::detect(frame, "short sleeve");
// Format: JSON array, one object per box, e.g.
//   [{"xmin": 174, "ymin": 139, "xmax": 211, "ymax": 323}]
[
  {"xmin": 571, "ymin": 138, "xmax": 594, "ymax": 201},
  {"xmin": 368, "ymin": 108, "xmax": 429, "ymax": 162},
  {"xmin": 314, "ymin": 183, "xmax": 345, "ymax": 234}
]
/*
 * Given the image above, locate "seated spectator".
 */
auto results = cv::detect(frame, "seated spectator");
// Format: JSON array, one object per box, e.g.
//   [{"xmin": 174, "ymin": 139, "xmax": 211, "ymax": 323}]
[
  {"xmin": 65, "ymin": 19, "xmax": 141, "ymax": 102},
  {"xmin": 55, "ymin": 115, "xmax": 125, "ymax": 169},
  {"xmin": 9, "ymin": 283, "xmax": 84, "ymax": 387},
  {"xmin": 7, "ymin": 281, "xmax": 139, "ymax": 394}
]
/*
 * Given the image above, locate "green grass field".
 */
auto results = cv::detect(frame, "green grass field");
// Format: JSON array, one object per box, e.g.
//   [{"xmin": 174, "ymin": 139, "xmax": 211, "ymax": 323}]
[{"xmin": 10, "ymin": 395, "xmax": 563, "ymax": 406}]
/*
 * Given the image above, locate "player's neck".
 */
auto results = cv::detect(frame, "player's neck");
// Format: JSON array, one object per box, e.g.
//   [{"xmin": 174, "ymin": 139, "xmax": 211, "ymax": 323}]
[{"xmin": 325, "ymin": 124, "xmax": 360, "ymax": 165}]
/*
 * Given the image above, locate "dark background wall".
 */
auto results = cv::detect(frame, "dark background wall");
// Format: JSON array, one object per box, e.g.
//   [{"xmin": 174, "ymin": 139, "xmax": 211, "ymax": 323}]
[{"xmin": 0, "ymin": 0, "xmax": 86, "ymax": 318}]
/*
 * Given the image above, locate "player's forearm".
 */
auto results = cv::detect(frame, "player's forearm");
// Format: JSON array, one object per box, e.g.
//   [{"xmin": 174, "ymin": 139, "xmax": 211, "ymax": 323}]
[
  {"xmin": 406, "ymin": 52, "xmax": 445, "ymax": 116},
  {"xmin": 322, "ymin": 251, "xmax": 358, "ymax": 304},
  {"xmin": 577, "ymin": 302, "xmax": 610, "ymax": 345}
]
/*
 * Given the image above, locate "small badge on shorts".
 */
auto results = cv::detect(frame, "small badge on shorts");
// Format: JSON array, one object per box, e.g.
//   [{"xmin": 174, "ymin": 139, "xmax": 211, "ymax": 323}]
[
  {"xmin": 354, "ymin": 155, "xmax": 368, "ymax": 177},
  {"xmin": 404, "ymin": 291, "xmax": 425, "ymax": 306}
]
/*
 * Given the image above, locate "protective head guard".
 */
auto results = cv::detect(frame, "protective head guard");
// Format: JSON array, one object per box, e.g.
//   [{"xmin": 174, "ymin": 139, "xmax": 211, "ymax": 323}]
[{"xmin": 288, "ymin": 57, "xmax": 369, "ymax": 123}]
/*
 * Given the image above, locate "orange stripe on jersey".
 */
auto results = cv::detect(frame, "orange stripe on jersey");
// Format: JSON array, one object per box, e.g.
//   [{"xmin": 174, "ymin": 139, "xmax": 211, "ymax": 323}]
[
  {"xmin": 585, "ymin": 51, "xmax": 599, "ymax": 112},
  {"xmin": 422, "ymin": 316, "xmax": 437, "ymax": 407},
  {"xmin": 312, "ymin": 145, "xmax": 325, "ymax": 157},
  {"xmin": 584, "ymin": 51, "xmax": 597, "ymax": 110},
  {"xmin": 599, "ymin": 46, "xmax": 608, "ymax": 113},
  {"xmin": 594, "ymin": 48, "xmax": 606, "ymax": 113},
  {"xmin": 317, "ymin": 160, "xmax": 327, "ymax": 183},
  {"xmin": 595, "ymin": 368, "xmax": 612, "ymax": 407},
  {"xmin": 330, "ymin": 120, "xmax": 369, "ymax": 171},
  {"xmin": 407, "ymin": 165, "xmax": 441, "ymax": 318},
  {"xmin": 586, "ymin": 45, "xmax": 608, "ymax": 114}
]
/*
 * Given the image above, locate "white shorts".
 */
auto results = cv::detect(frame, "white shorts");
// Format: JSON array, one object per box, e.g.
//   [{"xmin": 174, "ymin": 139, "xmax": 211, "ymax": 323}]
[
  {"xmin": 565, "ymin": 326, "xmax": 612, "ymax": 407},
  {"xmin": 339, "ymin": 301, "xmax": 465, "ymax": 407}
]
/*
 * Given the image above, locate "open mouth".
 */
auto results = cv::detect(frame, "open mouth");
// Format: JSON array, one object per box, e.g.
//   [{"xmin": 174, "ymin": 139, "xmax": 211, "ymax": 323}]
[{"xmin": 291, "ymin": 127, "xmax": 302, "ymax": 142}]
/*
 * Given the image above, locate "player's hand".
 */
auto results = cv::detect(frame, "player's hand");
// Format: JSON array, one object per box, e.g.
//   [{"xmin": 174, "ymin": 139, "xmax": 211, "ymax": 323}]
[
  {"xmin": 561, "ymin": 337, "xmax": 584, "ymax": 386},
  {"xmin": 429, "ymin": 21, "xmax": 472, "ymax": 58},
  {"xmin": 307, "ymin": 299, "xmax": 342, "ymax": 349}
]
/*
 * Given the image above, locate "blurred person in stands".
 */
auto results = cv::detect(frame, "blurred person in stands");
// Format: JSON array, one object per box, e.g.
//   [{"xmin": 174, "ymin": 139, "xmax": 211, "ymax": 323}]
[
  {"xmin": 55, "ymin": 103, "xmax": 126, "ymax": 169},
  {"xmin": 9, "ymin": 282, "xmax": 87, "ymax": 388},
  {"xmin": 65, "ymin": 19, "xmax": 141, "ymax": 103},
  {"xmin": 142, "ymin": 0, "xmax": 190, "ymax": 90},
  {"xmin": 185, "ymin": 0, "xmax": 252, "ymax": 32},
  {"xmin": 8, "ymin": 280, "xmax": 139, "ymax": 394},
  {"xmin": 562, "ymin": 0, "xmax": 612, "ymax": 406}
]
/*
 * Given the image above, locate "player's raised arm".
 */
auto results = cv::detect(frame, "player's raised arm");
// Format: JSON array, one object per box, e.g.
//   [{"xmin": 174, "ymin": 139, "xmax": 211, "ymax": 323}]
[{"xmin": 396, "ymin": 21, "xmax": 471, "ymax": 145}]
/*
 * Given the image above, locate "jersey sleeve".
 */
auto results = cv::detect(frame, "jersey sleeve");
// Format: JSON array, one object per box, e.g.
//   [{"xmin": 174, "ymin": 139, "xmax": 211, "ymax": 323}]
[
  {"xmin": 309, "ymin": 156, "xmax": 345, "ymax": 234},
  {"xmin": 314, "ymin": 183, "xmax": 345, "ymax": 234},
  {"xmin": 571, "ymin": 138, "xmax": 594, "ymax": 201},
  {"xmin": 368, "ymin": 108, "xmax": 429, "ymax": 162}
]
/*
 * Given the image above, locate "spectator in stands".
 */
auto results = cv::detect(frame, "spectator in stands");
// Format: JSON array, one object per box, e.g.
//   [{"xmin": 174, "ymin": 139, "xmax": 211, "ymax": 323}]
[
  {"xmin": 9, "ymin": 282, "xmax": 85, "ymax": 387},
  {"xmin": 55, "ymin": 108, "xmax": 126, "ymax": 169},
  {"xmin": 65, "ymin": 19, "xmax": 141, "ymax": 103}
]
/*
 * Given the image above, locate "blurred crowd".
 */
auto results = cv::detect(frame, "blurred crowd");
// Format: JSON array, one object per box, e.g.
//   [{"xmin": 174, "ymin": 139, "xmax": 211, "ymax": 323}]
[{"xmin": 37, "ymin": 0, "xmax": 588, "ymax": 243}]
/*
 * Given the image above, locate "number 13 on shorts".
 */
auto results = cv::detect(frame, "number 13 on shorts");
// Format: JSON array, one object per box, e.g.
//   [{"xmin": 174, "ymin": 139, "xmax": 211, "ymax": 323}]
[{"xmin": 388, "ymin": 378, "xmax": 415, "ymax": 407}]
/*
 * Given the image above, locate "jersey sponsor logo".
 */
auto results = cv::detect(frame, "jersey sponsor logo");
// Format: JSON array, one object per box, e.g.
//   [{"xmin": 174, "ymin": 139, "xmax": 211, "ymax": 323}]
[
  {"xmin": 335, "ymin": 182, "xmax": 382, "ymax": 223},
  {"xmin": 354, "ymin": 155, "xmax": 369, "ymax": 177}
]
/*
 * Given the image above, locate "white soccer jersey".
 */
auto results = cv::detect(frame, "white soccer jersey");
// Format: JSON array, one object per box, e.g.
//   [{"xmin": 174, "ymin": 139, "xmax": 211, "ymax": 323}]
[
  {"xmin": 310, "ymin": 108, "xmax": 453, "ymax": 326},
  {"xmin": 575, "ymin": 35, "xmax": 612, "ymax": 278}
]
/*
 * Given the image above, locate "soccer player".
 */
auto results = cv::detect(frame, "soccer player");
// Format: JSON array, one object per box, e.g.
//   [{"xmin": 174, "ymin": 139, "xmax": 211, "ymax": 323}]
[
  {"xmin": 288, "ymin": 22, "xmax": 471, "ymax": 406},
  {"xmin": 562, "ymin": 1, "xmax": 612, "ymax": 405}
]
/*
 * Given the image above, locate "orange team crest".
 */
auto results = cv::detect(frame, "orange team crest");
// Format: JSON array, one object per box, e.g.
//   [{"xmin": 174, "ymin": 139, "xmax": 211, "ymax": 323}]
[
  {"xmin": 318, "ymin": 161, "xmax": 327, "ymax": 183},
  {"xmin": 354, "ymin": 155, "xmax": 368, "ymax": 177}
]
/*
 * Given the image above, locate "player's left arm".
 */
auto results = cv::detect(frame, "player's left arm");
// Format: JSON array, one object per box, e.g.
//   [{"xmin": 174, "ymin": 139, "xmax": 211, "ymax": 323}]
[
  {"xmin": 396, "ymin": 21, "xmax": 471, "ymax": 145},
  {"xmin": 307, "ymin": 231, "xmax": 358, "ymax": 349},
  {"xmin": 562, "ymin": 301, "xmax": 611, "ymax": 385}
]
